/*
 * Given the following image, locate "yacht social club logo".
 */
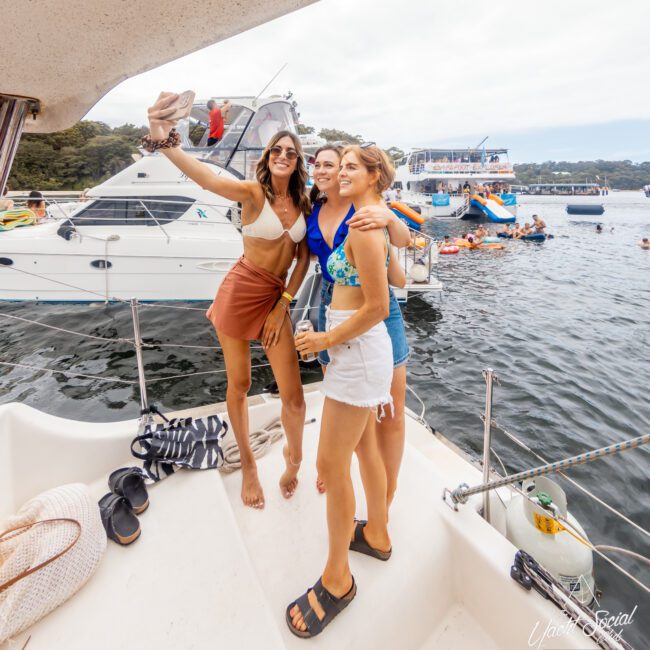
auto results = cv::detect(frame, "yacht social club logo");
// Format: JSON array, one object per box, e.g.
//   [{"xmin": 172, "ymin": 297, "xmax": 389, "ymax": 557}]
[{"xmin": 527, "ymin": 578, "xmax": 637, "ymax": 649}]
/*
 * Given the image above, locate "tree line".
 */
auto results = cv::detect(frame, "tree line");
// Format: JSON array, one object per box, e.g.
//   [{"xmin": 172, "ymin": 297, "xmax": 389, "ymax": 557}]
[{"xmin": 7, "ymin": 121, "xmax": 649, "ymax": 191}]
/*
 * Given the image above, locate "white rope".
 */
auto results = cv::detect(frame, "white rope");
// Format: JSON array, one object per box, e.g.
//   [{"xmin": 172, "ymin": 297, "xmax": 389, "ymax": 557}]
[
  {"xmin": 492, "ymin": 418, "xmax": 650, "ymax": 541},
  {"xmin": 219, "ymin": 417, "xmax": 285, "ymax": 473},
  {"xmin": 0, "ymin": 312, "xmax": 134, "ymax": 345},
  {"xmin": 0, "ymin": 360, "xmax": 137, "ymax": 385}
]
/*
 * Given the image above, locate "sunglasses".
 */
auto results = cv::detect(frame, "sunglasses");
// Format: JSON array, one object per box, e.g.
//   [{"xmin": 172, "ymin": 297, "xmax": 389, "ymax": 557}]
[
  {"xmin": 269, "ymin": 145, "xmax": 298, "ymax": 160},
  {"xmin": 359, "ymin": 141, "xmax": 376, "ymax": 149}
]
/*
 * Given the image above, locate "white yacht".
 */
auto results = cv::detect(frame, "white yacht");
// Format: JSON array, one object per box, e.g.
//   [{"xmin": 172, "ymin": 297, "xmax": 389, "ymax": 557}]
[
  {"xmin": 0, "ymin": 98, "xmax": 441, "ymax": 302},
  {"xmin": 395, "ymin": 147, "xmax": 518, "ymax": 221}
]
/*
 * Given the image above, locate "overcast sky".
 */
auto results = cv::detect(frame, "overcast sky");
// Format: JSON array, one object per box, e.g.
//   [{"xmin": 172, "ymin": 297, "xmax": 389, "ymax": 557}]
[{"xmin": 86, "ymin": 0, "xmax": 650, "ymax": 162}]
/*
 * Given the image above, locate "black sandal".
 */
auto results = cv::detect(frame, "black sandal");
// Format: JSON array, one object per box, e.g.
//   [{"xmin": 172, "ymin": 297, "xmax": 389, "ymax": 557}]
[
  {"xmin": 109, "ymin": 467, "xmax": 149, "ymax": 514},
  {"xmin": 349, "ymin": 520, "xmax": 392, "ymax": 561},
  {"xmin": 98, "ymin": 493, "xmax": 141, "ymax": 545},
  {"xmin": 286, "ymin": 576, "xmax": 357, "ymax": 638}
]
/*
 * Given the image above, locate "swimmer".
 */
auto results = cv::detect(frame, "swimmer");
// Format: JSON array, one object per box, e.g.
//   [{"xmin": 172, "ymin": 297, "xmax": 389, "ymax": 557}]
[
  {"xmin": 532, "ymin": 214, "xmax": 546, "ymax": 233},
  {"xmin": 640, "ymin": 238, "xmax": 650, "ymax": 250},
  {"xmin": 596, "ymin": 224, "xmax": 603, "ymax": 233},
  {"xmin": 438, "ymin": 235, "xmax": 451, "ymax": 250}
]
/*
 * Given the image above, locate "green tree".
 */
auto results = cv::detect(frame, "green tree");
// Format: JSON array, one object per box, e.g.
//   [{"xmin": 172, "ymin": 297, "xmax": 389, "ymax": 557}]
[
  {"xmin": 296, "ymin": 124, "xmax": 315, "ymax": 135},
  {"xmin": 385, "ymin": 146, "xmax": 405, "ymax": 161},
  {"xmin": 318, "ymin": 128, "xmax": 363, "ymax": 144}
]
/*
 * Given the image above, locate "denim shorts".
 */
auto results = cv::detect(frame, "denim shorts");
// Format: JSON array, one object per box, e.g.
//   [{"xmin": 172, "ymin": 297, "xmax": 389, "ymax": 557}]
[{"xmin": 318, "ymin": 279, "xmax": 410, "ymax": 368}]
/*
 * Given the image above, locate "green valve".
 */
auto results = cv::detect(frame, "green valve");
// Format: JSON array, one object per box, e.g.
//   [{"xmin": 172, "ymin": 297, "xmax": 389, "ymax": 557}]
[{"xmin": 536, "ymin": 491, "xmax": 553, "ymax": 507}]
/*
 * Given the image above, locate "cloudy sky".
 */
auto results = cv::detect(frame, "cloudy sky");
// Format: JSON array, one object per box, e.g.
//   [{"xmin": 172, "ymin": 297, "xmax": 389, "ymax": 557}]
[{"xmin": 86, "ymin": 0, "xmax": 650, "ymax": 163}]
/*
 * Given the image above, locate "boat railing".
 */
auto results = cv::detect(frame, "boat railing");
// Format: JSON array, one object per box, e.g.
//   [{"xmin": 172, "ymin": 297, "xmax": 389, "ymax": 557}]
[
  {"xmin": 399, "ymin": 226, "xmax": 440, "ymax": 287},
  {"xmin": 442, "ymin": 367, "xmax": 649, "ymax": 645},
  {"xmin": 407, "ymin": 161, "xmax": 514, "ymax": 176},
  {"xmin": 450, "ymin": 193, "xmax": 470, "ymax": 218}
]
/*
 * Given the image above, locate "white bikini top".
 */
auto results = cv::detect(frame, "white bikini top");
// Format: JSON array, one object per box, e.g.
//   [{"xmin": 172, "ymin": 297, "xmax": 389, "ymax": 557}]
[{"xmin": 242, "ymin": 198, "xmax": 306, "ymax": 243}]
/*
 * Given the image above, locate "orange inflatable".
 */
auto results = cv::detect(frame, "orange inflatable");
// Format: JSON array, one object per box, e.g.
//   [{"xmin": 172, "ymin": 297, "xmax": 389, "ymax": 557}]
[
  {"xmin": 390, "ymin": 201, "xmax": 425, "ymax": 225},
  {"xmin": 487, "ymin": 193, "xmax": 504, "ymax": 205}
]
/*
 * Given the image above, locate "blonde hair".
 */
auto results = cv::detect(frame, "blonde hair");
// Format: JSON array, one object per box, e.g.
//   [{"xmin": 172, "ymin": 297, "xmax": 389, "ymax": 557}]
[
  {"xmin": 341, "ymin": 145, "xmax": 395, "ymax": 195},
  {"xmin": 256, "ymin": 130, "xmax": 311, "ymax": 215}
]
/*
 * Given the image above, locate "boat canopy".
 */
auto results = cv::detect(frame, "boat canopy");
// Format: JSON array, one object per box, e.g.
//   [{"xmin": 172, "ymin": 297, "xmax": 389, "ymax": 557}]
[
  {"xmin": 402, "ymin": 148, "xmax": 510, "ymax": 166},
  {"xmin": 1, "ymin": 0, "xmax": 316, "ymax": 133}
]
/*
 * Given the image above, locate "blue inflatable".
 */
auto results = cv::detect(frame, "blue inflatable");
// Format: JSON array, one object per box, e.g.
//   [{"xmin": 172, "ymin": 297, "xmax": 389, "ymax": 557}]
[
  {"xmin": 497, "ymin": 232, "xmax": 512, "ymax": 239},
  {"xmin": 521, "ymin": 233, "xmax": 546, "ymax": 241}
]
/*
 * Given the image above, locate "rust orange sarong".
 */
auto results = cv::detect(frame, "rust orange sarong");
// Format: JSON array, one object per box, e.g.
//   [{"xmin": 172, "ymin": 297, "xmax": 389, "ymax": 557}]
[{"xmin": 206, "ymin": 256, "xmax": 286, "ymax": 341}]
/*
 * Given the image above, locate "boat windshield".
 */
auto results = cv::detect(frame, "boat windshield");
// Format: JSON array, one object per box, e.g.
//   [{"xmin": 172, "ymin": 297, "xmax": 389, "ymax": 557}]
[{"xmin": 175, "ymin": 100, "xmax": 296, "ymax": 180}]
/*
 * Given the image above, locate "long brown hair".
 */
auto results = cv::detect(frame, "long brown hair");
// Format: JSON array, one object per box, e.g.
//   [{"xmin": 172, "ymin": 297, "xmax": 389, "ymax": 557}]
[
  {"xmin": 309, "ymin": 144, "xmax": 344, "ymax": 205},
  {"xmin": 256, "ymin": 130, "xmax": 311, "ymax": 215}
]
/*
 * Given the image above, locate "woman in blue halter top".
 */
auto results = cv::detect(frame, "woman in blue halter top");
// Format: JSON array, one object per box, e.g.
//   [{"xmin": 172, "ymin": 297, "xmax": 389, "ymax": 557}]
[
  {"xmin": 289, "ymin": 145, "xmax": 404, "ymax": 638},
  {"xmin": 306, "ymin": 145, "xmax": 411, "ymax": 503}
]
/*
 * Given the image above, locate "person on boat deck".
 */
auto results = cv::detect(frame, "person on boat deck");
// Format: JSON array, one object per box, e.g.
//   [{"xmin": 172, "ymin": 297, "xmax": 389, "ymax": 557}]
[
  {"xmin": 532, "ymin": 214, "xmax": 546, "ymax": 233},
  {"xmin": 462, "ymin": 181, "xmax": 471, "ymax": 194},
  {"xmin": 640, "ymin": 238, "xmax": 650, "ymax": 249},
  {"xmin": 26, "ymin": 190, "xmax": 46, "ymax": 220},
  {"xmin": 307, "ymin": 144, "xmax": 411, "ymax": 508},
  {"xmin": 290, "ymin": 145, "xmax": 397, "ymax": 638},
  {"xmin": 147, "ymin": 92, "xmax": 310, "ymax": 509},
  {"xmin": 0, "ymin": 187, "xmax": 14, "ymax": 211},
  {"xmin": 79, "ymin": 188, "xmax": 91, "ymax": 203},
  {"xmin": 206, "ymin": 98, "xmax": 230, "ymax": 146}
]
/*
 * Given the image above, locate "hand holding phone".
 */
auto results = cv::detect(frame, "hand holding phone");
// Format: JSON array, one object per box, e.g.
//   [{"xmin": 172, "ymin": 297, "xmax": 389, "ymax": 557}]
[{"xmin": 147, "ymin": 91, "xmax": 195, "ymax": 140}]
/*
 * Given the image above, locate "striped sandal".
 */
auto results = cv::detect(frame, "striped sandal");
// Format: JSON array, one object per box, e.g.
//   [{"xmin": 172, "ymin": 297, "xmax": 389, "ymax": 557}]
[{"xmin": 286, "ymin": 576, "xmax": 357, "ymax": 639}]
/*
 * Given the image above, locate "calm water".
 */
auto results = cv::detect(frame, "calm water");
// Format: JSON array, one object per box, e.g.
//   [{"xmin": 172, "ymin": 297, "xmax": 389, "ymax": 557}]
[{"xmin": 1, "ymin": 192, "xmax": 649, "ymax": 646}]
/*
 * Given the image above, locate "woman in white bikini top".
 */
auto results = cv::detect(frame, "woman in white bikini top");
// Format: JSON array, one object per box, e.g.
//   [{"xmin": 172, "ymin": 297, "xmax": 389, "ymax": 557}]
[
  {"xmin": 242, "ymin": 197, "xmax": 306, "ymax": 243},
  {"xmin": 147, "ymin": 91, "xmax": 311, "ymax": 512}
]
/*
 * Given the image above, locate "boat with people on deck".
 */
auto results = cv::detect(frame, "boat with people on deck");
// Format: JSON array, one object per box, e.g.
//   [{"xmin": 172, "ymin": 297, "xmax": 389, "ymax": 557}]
[
  {"xmin": 1, "ymin": 2, "xmax": 647, "ymax": 649},
  {"xmin": 393, "ymin": 146, "xmax": 517, "ymax": 221},
  {"xmin": 0, "ymin": 94, "xmax": 441, "ymax": 303}
]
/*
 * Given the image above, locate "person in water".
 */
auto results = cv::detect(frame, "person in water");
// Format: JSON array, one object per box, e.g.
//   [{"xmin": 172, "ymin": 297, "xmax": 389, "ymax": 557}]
[
  {"xmin": 532, "ymin": 214, "xmax": 546, "ymax": 233},
  {"xmin": 147, "ymin": 92, "xmax": 310, "ymax": 509},
  {"xmin": 438, "ymin": 235, "xmax": 452, "ymax": 249},
  {"xmin": 474, "ymin": 224, "xmax": 488, "ymax": 241},
  {"xmin": 499, "ymin": 223, "xmax": 513, "ymax": 236},
  {"xmin": 288, "ymin": 146, "xmax": 398, "ymax": 638},
  {"xmin": 640, "ymin": 238, "xmax": 650, "ymax": 250},
  {"xmin": 307, "ymin": 144, "xmax": 411, "ymax": 509}
]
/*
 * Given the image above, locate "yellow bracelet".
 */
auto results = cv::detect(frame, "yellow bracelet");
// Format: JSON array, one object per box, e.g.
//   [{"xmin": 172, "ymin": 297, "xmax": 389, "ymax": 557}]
[{"xmin": 282, "ymin": 291, "xmax": 293, "ymax": 302}]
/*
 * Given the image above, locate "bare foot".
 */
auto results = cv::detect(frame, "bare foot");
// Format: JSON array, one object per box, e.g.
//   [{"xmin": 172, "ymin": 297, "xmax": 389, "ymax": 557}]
[
  {"xmin": 279, "ymin": 445, "xmax": 301, "ymax": 499},
  {"xmin": 241, "ymin": 465, "xmax": 265, "ymax": 509},
  {"xmin": 315, "ymin": 475, "xmax": 326, "ymax": 494}
]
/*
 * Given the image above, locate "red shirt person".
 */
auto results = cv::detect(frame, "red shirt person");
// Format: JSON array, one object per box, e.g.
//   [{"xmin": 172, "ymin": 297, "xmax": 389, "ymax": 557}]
[{"xmin": 207, "ymin": 99, "xmax": 230, "ymax": 146}]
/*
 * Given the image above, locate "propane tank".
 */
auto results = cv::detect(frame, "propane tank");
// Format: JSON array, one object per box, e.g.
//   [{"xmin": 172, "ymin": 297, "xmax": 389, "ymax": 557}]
[{"xmin": 505, "ymin": 476, "xmax": 596, "ymax": 605}]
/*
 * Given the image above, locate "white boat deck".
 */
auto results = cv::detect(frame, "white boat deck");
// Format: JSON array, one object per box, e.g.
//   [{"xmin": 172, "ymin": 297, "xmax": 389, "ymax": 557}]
[{"xmin": 0, "ymin": 385, "xmax": 597, "ymax": 649}]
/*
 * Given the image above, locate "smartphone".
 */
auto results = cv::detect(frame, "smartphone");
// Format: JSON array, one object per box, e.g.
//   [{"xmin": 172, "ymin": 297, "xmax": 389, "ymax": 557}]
[{"xmin": 165, "ymin": 90, "xmax": 195, "ymax": 121}]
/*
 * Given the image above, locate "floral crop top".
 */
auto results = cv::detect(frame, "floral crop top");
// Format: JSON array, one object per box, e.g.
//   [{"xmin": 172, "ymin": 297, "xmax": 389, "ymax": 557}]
[{"xmin": 326, "ymin": 230, "xmax": 390, "ymax": 287}]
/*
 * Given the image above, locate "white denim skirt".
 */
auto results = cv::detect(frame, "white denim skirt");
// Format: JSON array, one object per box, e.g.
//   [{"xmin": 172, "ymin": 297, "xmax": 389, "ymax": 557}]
[{"xmin": 321, "ymin": 308, "xmax": 394, "ymax": 416}]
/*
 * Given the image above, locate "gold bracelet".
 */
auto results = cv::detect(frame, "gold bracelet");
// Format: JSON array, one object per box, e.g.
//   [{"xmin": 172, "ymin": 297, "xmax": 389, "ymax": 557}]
[{"xmin": 282, "ymin": 290, "xmax": 293, "ymax": 302}]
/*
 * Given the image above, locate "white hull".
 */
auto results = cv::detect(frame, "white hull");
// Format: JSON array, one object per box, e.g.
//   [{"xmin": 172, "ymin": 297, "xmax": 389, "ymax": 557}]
[{"xmin": 0, "ymin": 385, "xmax": 599, "ymax": 649}]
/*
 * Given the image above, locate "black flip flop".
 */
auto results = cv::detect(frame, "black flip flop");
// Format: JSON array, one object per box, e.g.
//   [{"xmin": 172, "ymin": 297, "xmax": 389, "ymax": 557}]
[
  {"xmin": 286, "ymin": 576, "xmax": 356, "ymax": 639},
  {"xmin": 99, "ymin": 493, "xmax": 141, "ymax": 545},
  {"xmin": 349, "ymin": 520, "xmax": 392, "ymax": 561},
  {"xmin": 109, "ymin": 467, "xmax": 149, "ymax": 514}
]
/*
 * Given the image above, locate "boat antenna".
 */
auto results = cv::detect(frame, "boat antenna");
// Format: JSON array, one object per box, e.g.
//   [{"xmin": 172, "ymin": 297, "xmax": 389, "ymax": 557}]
[
  {"xmin": 255, "ymin": 63, "xmax": 288, "ymax": 101},
  {"xmin": 472, "ymin": 136, "xmax": 489, "ymax": 152}
]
